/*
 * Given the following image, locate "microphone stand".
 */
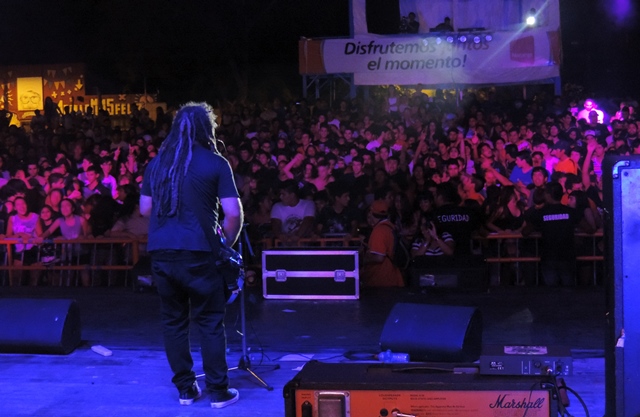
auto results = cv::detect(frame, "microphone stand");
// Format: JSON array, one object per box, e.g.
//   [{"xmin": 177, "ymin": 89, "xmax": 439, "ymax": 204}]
[{"xmin": 227, "ymin": 224, "xmax": 277, "ymax": 391}]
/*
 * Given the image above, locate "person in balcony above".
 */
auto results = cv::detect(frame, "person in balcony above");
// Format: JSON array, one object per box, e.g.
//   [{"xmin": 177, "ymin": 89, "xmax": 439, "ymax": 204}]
[{"xmin": 433, "ymin": 16, "xmax": 454, "ymax": 32}]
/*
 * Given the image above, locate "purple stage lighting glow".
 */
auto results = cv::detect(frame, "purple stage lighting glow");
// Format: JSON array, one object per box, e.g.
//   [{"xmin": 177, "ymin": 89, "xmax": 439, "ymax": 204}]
[
  {"xmin": 613, "ymin": 0, "xmax": 631, "ymax": 16},
  {"xmin": 609, "ymin": 0, "xmax": 635, "ymax": 26}
]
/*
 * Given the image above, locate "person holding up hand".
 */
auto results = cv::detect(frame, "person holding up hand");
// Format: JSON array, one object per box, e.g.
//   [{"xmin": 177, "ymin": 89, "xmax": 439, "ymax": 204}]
[{"xmin": 411, "ymin": 216, "xmax": 455, "ymax": 257}]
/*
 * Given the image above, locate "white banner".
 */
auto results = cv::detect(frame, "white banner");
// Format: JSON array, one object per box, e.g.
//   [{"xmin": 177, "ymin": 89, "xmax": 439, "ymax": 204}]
[{"xmin": 320, "ymin": 27, "xmax": 560, "ymax": 85}]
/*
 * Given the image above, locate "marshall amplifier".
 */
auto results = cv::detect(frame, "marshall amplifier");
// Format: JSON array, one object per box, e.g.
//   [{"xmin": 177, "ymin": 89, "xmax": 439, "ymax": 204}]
[{"xmin": 284, "ymin": 361, "xmax": 559, "ymax": 417}]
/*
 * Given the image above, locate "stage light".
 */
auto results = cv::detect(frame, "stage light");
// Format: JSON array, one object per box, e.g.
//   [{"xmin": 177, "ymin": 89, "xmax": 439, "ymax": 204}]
[
  {"xmin": 422, "ymin": 38, "xmax": 428, "ymax": 46},
  {"xmin": 446, "ymin": 36, "xmax": 454, "ymax": 43},
  {"xmin": 526, "ymin": 8, "xmax": 537, "ymax": 26},
  {"xmin": 473, "ymin": 36, "xmax": 481, "ymax": 44},
  {"xmin": 436, "ymin": 37, "xmax": 442, "ymax": 44},
  {"xmin": 458, "ymin": 35, "xmax": 467, "ymax": 43},
  {"xmin": 485, "ymin": 34, "xmax": 493, "ymax": 42}
]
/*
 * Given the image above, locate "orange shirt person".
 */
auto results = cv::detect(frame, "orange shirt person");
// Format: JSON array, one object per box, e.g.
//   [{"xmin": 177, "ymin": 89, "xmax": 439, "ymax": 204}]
[
  {"xmin": 362, "ymin": 200, "xmax": 405, "ymax": 287},
  {"xmin": 551, "ymin": 141, "xmax": 578, "ymax": 175}
]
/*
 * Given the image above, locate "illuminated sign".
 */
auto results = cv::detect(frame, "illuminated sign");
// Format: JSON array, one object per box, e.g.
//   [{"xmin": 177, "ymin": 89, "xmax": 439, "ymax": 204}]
[{"xmin": 17, "ymin": 77, "xmax": 44, "ymax": 111}]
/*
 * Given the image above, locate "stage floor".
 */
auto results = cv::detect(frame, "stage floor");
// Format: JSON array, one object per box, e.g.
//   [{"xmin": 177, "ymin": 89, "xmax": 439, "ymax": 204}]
[{"xmin": 0, "ymin": 285, "xmax": 606, "ymax": 416}]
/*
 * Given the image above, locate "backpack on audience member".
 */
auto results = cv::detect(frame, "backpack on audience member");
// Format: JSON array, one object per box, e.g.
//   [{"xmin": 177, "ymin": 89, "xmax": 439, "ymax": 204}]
[{"xmin": 381, "ymin": 222, "xmax": 411, "ymax": 271}]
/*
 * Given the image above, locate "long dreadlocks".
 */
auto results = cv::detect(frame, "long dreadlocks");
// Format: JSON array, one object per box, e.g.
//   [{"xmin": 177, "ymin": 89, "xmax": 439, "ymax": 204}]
[{"xmin": 148, "ymin": 102, "xmax": 218, "ymax": 217}]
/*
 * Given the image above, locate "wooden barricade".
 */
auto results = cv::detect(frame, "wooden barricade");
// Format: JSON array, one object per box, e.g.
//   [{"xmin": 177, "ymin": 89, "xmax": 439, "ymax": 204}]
[
  {"xmin": 473, "ymin": 231, "xmax": 604, "ymax": 285},
  {"xmin": 0, "ymin": 237, "xmax": 144, "ymax": 287},
  {"xmin": 271, "ymin": 236, "xmax": 364, "ymax": 248},
  {"xmin": 0, "ymin": 231, "xmax": 604, "ymax": 287}
]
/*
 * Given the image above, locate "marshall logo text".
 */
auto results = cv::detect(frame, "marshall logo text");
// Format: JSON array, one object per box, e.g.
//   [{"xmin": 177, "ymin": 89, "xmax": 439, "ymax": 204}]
[{"xmin": 489, "ymin": 394, "xmax": 546, "ymax": 409}]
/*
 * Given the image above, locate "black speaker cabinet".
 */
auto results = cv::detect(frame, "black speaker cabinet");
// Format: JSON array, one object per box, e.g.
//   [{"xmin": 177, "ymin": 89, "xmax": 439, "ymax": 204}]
[
  {"xmin": 379, "ymin": 303, "xmax": 482, "ymax": 362},
  {"xmin": 604, "ymin": 155, "xmax": 640, "ymax": 417},
  {"xmin": 0, "ymin": 298, "xmax": 82, "ymax": 354}
]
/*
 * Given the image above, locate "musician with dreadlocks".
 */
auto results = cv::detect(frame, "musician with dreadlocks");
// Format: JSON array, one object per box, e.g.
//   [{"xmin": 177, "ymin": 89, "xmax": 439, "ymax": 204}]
[{"xmin": 140, "ymin": 102, "xmax": 242, "ymax": 408}]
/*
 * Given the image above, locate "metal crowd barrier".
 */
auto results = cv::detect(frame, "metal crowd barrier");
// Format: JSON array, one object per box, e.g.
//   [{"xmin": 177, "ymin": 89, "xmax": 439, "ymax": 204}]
[{"xmin": 0, "ymin": 237, "xmax": 144, "ymax": 287}]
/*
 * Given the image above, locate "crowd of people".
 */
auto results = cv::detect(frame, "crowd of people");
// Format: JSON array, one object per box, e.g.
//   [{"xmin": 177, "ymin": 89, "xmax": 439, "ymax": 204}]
[{"xmin": 0, "ymin": 87, "xmax": 630, "ymax": 287}]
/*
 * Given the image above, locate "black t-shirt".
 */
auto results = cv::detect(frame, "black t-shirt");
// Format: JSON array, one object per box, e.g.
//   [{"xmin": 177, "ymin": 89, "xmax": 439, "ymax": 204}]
[
  {"xmin": 526, "ymin": 203, "xmax": 578, "ymax": 261},
  {"xmin": 88, "ymin": 195, "xmax": 118, "ymax": 237},
  {"xmin": 585, "ymin": 185, "xmax": 603, "ymax": 209},
  {"xmin": 590, "ymin": 123, "xmax": 609, "ymax": 140},
  {"xmin": 432, "ymin": 204, "xmax": 481, "ymax": 255},
  {"xmin": 340, "ymin": 174, "xmax": 370, "ymax": 207},
  {"xmin": 388, "ymin": 170, "xmax": 409, "ymax": 190},
  {"xmin": 142, "ymin": 144, "xmax": 239, "ymax": 252},
  {"xmin": 341, "ymin": 173, "xmax": 370, "ymax": 195},
  {"xmin": 317, "ymin": 205, "xmax": 358, "ymax": 235}
]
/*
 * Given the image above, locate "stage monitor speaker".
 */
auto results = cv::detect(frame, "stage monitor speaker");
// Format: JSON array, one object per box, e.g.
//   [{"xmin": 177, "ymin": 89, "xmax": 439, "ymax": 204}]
[
  {"xmin": 379, "ymin": 303, "xmax": 482, "ymax": 362},
  {"xmin": 0, "ymin": 298, "xmax": 82, "ymax": 354},
  {"xmin": 604, "ymin": 155, "xmax": 640, "ymax": 417},
  {"xmin": 366, "ymin": 0, "xmax": 401, "ymax": 34}
]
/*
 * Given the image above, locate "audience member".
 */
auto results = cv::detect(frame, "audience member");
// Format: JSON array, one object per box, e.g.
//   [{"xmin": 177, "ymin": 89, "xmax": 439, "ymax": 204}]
[
  {"xmin": 270, "ymin": 180, "xmax": 315, "ymax": 244},
  {"xmin": 411, "ymin": 215, "xmax": 454, "ymax": 257},
  {"xmin": 39, "ymin": 198, "xmax": 91, "ymax": 286},
  {"xmin": 432, "ymin": 182, "xmax": 480, "ymax": 256},
  {"xmin": 552, "ymin": 141, "xmax": 578, "ymax": 175},
  {"xmin": 105, "ymin": 190, "xmax": 149, "ymax": 256},
  {"xmin": 362, "ymin": 200, "xmax": 404, "ymax": 287},
  {"xmin": 576, "ymin": 99, "xmax": 605, "ymax": 124},
  {"xmin": 523, "ymin": 182, "xmax": 595, "ymax": 286},
  {"xmin": 83, "ymin": 165, "xmax": 111, "ymax": 199},
  {"xmin": 433, "ymin": 16, "xmax": 454, "ymax": 32},
  {"xmin": 6, "ymin": 197, "xmax": 42, "ymax": 286},
  {"xmin": 316, "ymin": 183, "xmax": 359, "ymax": 236}
]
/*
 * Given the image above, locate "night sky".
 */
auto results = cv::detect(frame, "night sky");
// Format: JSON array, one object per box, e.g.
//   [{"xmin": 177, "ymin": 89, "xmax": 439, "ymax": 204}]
[{"xmin": 0, "ymin": 0, "xmax": 638, "ymax": 104}]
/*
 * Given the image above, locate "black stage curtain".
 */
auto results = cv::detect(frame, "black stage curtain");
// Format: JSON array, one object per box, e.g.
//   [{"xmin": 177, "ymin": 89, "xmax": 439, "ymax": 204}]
[{"xmin": 366, "ymin": 0, "xmax": 401, "ymax": 34}]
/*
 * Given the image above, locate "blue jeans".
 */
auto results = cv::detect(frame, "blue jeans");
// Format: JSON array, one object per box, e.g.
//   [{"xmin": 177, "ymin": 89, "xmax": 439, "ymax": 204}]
[{"xmin": 152, "ymin": 250, "xmax": 229, "ymax": 393}]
